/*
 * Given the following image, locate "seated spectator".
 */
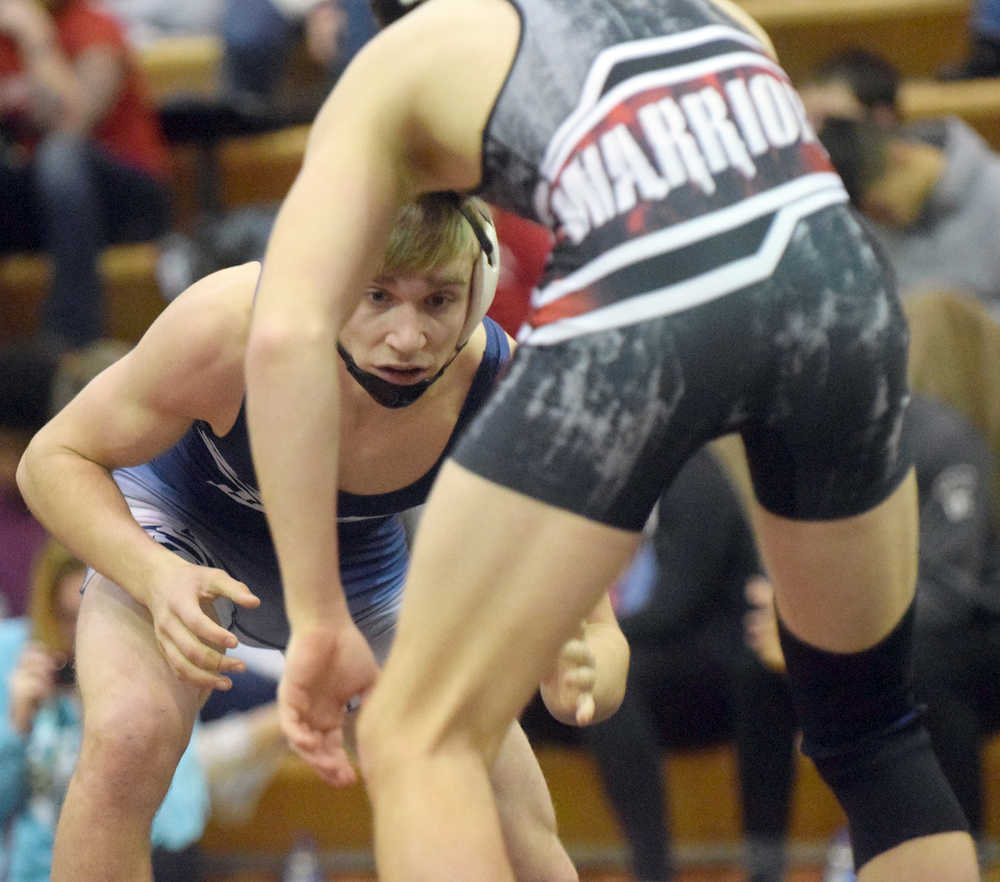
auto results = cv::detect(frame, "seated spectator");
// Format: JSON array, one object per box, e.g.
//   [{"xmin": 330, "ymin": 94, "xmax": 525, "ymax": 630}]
[
  {"xmin": 0, "ymin": 342, "xmax": 58, "ymax": 619},
  {"xmin": 939, "ymin": 0, "xmax": 1000, "ymax": 79},
  {"xmin": 0, "ymin": 0, "xmax": 172, "ymax": 349},
  {"xmin": 0, "ymin": 339, "xmax": 128, "ymax": 619},
  {"xmin": 520, "ymin": 445, "xmax": 795, "ymax": 882},
  {"xmin": 745, "ymin": 394, "xmax": 1000, "ymax": 879},
  {"xmin": 99, "ymin": 0, "xmax": 223, "ymax": 49},
  {"xmin": 796, "ymin": 47, "xmax": 902, "ymax": 131},
  {"xmin": 220, "ymin": 0, "xmax": 377, "ymax": 117},
  {"xmin": 818, "ymin": 113, "xmax": 1000, "ymax": 319},
  {"xmin": 486, "ymin": 206, "xmax": 552, "ymax": 337},
  {"xmin": 0, "ymin": 538, "xmax": 209, "ymax": 882}
]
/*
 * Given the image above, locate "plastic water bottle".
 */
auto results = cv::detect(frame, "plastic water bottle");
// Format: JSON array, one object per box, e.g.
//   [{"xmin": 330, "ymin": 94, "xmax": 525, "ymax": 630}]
[{"xmin": 282, "ymin": 835, "xmax": 323, "ymax": 882}]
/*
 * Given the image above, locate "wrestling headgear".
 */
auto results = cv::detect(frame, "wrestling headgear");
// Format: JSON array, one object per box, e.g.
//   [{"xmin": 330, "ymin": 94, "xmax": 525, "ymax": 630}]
[{"xmin": 339, "ymin": 195, "xmax": 500, "ymax": 408}]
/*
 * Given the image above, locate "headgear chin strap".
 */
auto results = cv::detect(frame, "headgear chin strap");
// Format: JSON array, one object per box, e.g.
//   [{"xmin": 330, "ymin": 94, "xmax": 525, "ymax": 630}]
[
  {"xmin": 340, "ymin": 194, "xmax": 500, "ymax": 409},
  {"xmin": 337, "ymin": 342, "xmax": 452, "ymax": 408}
]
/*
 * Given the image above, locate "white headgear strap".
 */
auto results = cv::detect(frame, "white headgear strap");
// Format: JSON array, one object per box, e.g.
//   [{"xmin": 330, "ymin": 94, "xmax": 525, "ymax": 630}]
[{"xmin": 457, "ymin": 201, "xmax": 500, "ymax": 346}]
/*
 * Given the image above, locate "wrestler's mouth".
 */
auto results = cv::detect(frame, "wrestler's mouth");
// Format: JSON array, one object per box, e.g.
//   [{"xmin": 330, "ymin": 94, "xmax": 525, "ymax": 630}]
[{"xmin": 372, "ymin": 365, "xmax": 431, "ymax": 384}]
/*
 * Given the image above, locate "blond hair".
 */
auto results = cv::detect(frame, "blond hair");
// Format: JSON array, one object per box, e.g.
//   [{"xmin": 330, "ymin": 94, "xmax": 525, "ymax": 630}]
[
  {"xmin": 378, "ymin": 193, "xmax": 490, "ymax": 278},
  {"xmin": 28, "ymin": 538, "xmax": 87, "ymax": 656}
]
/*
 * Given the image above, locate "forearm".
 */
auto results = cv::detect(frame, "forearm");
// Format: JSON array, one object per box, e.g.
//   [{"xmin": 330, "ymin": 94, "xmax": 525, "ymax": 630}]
[
  {"xmin": 246, "ymin": 107, "xmax": 410, "ymax": 626},
  {"xmin": 17, "ymin": 448, "xmax": 177, "ymax": 607},
  {"xmin": 245, "ymin": 326, "xmax": 348, "ymax": 626},
  {"xmin": 245, "ymin": 174, "xmax": 349, "ymax": 625}
]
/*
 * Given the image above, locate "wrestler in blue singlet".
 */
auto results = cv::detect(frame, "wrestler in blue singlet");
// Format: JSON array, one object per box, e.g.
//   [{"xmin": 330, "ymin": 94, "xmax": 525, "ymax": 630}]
[{"xmin": 111, "ymin": 317, "xmax": 510, "ymax": 651}]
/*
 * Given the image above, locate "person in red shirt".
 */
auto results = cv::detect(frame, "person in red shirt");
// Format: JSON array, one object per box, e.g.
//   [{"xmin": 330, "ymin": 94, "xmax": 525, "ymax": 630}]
[
  {"xmin": 485, "ymin": 206, "xmax": 552, "ymax": 337},
  {"xmin": 0, "ymin": 0, "xmax": 171, "ymax": 349}
]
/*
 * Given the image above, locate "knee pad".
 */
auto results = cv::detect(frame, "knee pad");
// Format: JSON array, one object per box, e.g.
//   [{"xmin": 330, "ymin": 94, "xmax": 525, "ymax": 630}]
[{"xmin": 778, "ymin": 601, "xmax": 968, "ymax": 869}]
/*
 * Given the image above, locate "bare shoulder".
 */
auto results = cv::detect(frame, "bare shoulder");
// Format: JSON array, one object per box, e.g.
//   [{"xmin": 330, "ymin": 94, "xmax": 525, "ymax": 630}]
[
  {"xmin": 160, "ymin": 262, "xmax": 259, "ymax": 353},
  {"xmin": 314, "ymin": 0, "xmax": 520, "ymax": 192},
  {"xmin": 124, "ymin": 262, "xmax": 260, "ymax": 422}
]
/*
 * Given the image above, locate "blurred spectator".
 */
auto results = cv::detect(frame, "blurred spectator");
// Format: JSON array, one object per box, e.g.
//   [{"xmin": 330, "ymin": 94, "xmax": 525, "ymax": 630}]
[
  {"xmin": 520, "ymin": 446, "xmax": 794, "ymax": 882},
  {"xmin": 796, "ymin": 48, "xmax": 902, "ymax": 131},
  {"xmin": 99, "ymin": 0, "xmax": 223, "ymax": 49},
  {"xmin": 818, "ymin": 114, "xmax": 1000, "ymax": 319},
  {"xmin": 0, "ymin": 0, "xmax": 171, "ymax": 349},
  {"xmin": 939, "ymin": 0, "xmax": 1000, "ymax": 79},
  {"xmin": 745, "ymin": 395, "xmax": 1000, "ymax": 879},
  {"xmin": 486, "ymin": 206, "xmax": 552, "ymax": 337},
  {"xmin": 0, "ymin": 339, "xmax": 128, "ymax": 619},
  {"xmin": 220, "ymin": 0, "xmax": 377, "ymax": 116},
  {"xmin": 0, "ymin": 341, "xmax": 60, "ymax": 619},
  {"xmin": 0, "ymin": 538, "xmax": 209, "ymax": 881}
]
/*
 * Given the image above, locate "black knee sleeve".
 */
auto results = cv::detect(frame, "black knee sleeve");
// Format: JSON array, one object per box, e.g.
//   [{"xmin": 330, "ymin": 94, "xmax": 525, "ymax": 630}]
[{"xmin": 778, "ymin": 601, "xmax": 968, "ymax": 869}]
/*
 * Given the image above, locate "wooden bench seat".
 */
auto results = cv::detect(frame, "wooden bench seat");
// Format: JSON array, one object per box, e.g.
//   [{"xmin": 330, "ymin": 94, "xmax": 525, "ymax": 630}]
[
  {"xmin": 198, "ymin": 734, "xmax": 1000, "ymax": 873},
  {"xmin": 197, "ymin": 742, "xmax": 844, "ymax": 870},
  {"xmin": 139, "ymin": 34, "xmax": 223, "ymax": 103},
  {"xmin": 0, "ymin": 242, "xmax": 164, "ymax": 344},
  {"xmin": 901, "ymin": 77, "xmax": 1000, "ymax": 148},
  {"xmin": 737, "ymin": 0, "xmax": 972, "ymax": 81}
]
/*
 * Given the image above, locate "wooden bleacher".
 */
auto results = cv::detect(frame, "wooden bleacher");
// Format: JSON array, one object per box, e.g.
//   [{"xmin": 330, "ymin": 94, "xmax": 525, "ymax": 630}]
[
  {"xmin": 738, "ymin": 0, "xmax": 973, "ymax": 81},
  {"xmin": 3, "ymin": 18, "xmax": 1000, "ymax": 874},
  {"xmin": 4, "ymin": 5, "xmax": 1000, "ymax": 345},
  {"xmin": 198, "ymin": 735, "xmax": 1000, "ymax": 878},
  {"xmin": 0, "ymin": 35, "xmax": 308, "ymax": 345}
]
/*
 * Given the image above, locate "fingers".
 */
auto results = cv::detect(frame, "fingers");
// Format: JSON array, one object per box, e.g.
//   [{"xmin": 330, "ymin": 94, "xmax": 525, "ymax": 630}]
[
  {"xmin": 155, "ymin": 614, "xmax": 246, "ymax": 690},
  {"xmin": 208, "ymin": 576, "xmax": 261, "ymax": 611},
  {"xmin": 575, "ymin": 692, "xmax": 596, "ymax": 726},
  {"xmin": 279, "ymin": 703, "xmax": 358, "ymax": 788},
  {"xmin": 744, "ymin": 574, "xmax": 774, "ymax": 608}
]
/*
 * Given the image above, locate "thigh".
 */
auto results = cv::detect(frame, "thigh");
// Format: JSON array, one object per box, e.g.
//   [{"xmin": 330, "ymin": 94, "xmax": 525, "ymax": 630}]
[
  {"xmin": 75, "ymin": 572, "xmax": 205, "ymax": 737},
  {"xmin": 752, "ymin": 470, "xmax": 918, "ymax": 652},
  {"xmin": 741, "ymin": 204, "xmax": 912, "ymax": 522},
  {"xmin": 379, "ymin": 462, "xmax": 641, "ymax": 753}
]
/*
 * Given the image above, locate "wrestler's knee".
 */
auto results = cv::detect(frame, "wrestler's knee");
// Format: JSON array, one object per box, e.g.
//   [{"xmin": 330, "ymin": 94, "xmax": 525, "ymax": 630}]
[
  {"xmin": 778, "ymin": 602, "xmax": 968, "ymax": 868},
  {"xmin": 356, "ymin": 688, "xmax": 497, "ymax": 795},
  {"xmin": 76, "ymin": 690, "xmax": 193, "ymax": 813}
]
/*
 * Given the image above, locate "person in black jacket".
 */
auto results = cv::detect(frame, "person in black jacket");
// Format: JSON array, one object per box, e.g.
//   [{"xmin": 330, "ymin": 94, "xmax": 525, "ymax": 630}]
[
  {"xmin": 746, "ymin": 394, "xmax": 1000, "ymax": 876},
  {"xmin": 520, "ymin": 445, "xmax": 795, "ymax": 882}
]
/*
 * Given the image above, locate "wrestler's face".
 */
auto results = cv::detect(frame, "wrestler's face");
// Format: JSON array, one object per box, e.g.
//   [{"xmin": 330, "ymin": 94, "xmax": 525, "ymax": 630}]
[{"xmin": 340, "ymin": 254, "xmax": 474, "ymax": 386}]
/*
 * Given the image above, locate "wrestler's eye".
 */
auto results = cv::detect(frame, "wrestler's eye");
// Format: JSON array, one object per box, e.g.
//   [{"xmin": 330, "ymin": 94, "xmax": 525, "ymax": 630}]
[
  {"xmin": 425, "ymin": 292, "xmax": 457, "ymax": 310},
  {"xmin": 367, "ymin": 288, "xmax": 392, "ymax": 305}
]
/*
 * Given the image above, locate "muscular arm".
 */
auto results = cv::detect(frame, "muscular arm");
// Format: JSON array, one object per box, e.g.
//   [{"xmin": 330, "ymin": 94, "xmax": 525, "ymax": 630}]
[
  {"xmin": 244, "ymin": 0, "xmax": 518, "ymax": 629},
  {"xmin": 16, "ymin": 265, "xmax": 255, "ymax": 609}
]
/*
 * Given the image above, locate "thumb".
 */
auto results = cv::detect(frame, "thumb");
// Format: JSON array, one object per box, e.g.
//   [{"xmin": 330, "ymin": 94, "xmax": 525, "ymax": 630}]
[
  {"xmin": 213, "ymin": 577, "xmax": 261, "ymax": 609},
  {"xmin": 575, "ymin": 692, "xmax": 596, "ymax": 726}
]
